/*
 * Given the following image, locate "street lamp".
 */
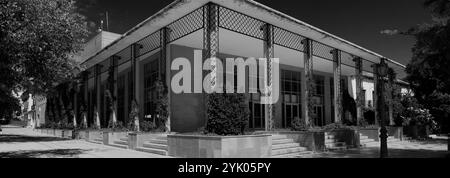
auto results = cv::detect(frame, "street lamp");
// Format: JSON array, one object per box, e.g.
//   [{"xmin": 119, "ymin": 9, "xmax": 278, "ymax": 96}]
[{"xmin": 377, "ymin": 59, "xmax": 389, "ymax": 158}]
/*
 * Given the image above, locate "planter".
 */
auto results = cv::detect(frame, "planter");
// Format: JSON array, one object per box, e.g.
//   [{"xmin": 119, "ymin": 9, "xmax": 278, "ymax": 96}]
[
  {"xmin": 128, "ymin": 133, "xmax": 167, "ymax": 150},
  {"xmin": 62, "ymin": 130, "xmax": 73, "ymax": 139},
  {"xmin": 103, "ymin": 131, "xmax": 128, "ymax": 145},
  {"xmin": 387, "ymin": 126, "xmax": 403, "ymax": 140},
  {"xmin": 54, "ymin": 129, "xmax": 63, "ymax": 137},
  {"xmin": 359, "ymin": 128, "xmax": 380, "ymax": 141},
  {"xmin": 325, "ymin": 129, "xmax": 360, "ymax": 148},
  {"xmin": 87, "ymin": 130, "xmax": 103, "ymax": 142},
  {"xmin": 167, "ymin": 134, "xmax": 271, "ymax": 158},
  {"xmin": 404, "ymin": 125, "xmax": 429, "ymax": 139}
]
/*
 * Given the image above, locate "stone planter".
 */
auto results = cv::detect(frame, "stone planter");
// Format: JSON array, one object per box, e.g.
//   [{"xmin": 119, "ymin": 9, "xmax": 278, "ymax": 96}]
[
  {"xmin": 167, "ymin": 134, "xmax": 271, "ymax": 158},
  {"xmin": 128, "ymin": 133, "xmax": 167, "ymax": 150},
  {"xmin": 76, "ymin": 130, "xmax": 89, "ymax": 140},
  {"xmin": 359, "ymin": 128, "xmax": 380, "ymax": 141},
  {"xmin": 62, "ymin": 130, "xmax": 73, "ymax": 139},
  {"xmin": 54, "ymin": 129, "xmax": 63, "ymax": 137},
  {"xmin": 87, "ymin": 130, "xmax": 103, "ymax": 142},
  {"xmin": 387, "ymin": 126, "xmax": 403, "ymax": 140},
  {"xmin": 103, "ymin": 131, "xmax": 129, "ymax": 145},
  {"xmin": 325, "ymin": 129, "xmax": 360, "ymax": 148}
]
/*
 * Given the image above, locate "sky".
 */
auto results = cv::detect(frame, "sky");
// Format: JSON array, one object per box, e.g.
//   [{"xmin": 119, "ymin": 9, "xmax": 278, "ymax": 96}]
[{"xmin": 75, "ymin": 0, "xmax": 433, "ymax": 66}]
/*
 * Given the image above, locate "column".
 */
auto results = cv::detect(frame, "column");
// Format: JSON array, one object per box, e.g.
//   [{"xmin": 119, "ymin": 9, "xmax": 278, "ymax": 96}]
[
  {"xmin": 302, "ymin": 39, "xmax": 314, "ymax": 127},
  {"xmin": 95, "ymin": 64, "xmax": 101, "ymax": 128},
  {"xmin": 332, "ymin": 49, "xmax": 342, "ymax": 123},
  {"xmin": 372, "ymin": 63, "xmax": 379, "ymax": 126},
  {"xmin": 110, "ymin": 56, "xmax": 118, "ymax": 127},
  {"xmin": 73, "ymin": 80, "xmax": 79, "ymax": 128},
  {"xmin": 354, "ymin": 57, "xmax": 364, "ymax": 125},
  {"xmin": 387, "ymin": 67, "xmax": 395, "ymax": 126},
  {"xmin": 131, "ymin": 43, "xmax": 142, "ymax": 131},
  {"xmin": 160, "ymin": 27, "xmax": 171, "ymax": 132},
  {"xmin": 262, "ymin": 23, "xmax": 274, "ymax": 131},
  {"xmin": 203, "ymin": 3, "xmax": 219, "ymax": 121}
]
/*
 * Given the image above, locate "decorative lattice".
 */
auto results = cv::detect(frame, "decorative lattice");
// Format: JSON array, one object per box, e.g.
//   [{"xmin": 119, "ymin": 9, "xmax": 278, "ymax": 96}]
[
  {"xmin": 219, "ymin": 6, "xmax": 265, "ymax": 40},
  {"xmin": 312, "ymin": 41, "xmax": 334, "ymax": 61},
  {"xmin": 274, "ymin": 27, "xmax": 305, "ymax": 52},
  {"xmin": 115, "ymin": 46, "xmax": 132, "ymax": 66},
  {"xmin": 167, "ymin": 7, "xmax": 204, "ymax": 43},
  {"xmin": 136, "ymin": 31, "xmax": 161, "ymax": 57}
]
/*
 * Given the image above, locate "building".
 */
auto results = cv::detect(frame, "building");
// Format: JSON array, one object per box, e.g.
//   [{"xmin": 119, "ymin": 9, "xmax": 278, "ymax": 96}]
[{"xmin": 47, "ymin": 0, "xmax": 408, "ymax": 132}]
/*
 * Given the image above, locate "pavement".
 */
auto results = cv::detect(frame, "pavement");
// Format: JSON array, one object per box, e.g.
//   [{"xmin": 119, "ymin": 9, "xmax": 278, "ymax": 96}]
[
  {"xmin": 297, "ymin": 139, "xmax": 449, "ymax": 158},
  {"xmin": 0, "ymin": 125, "xmax": 170, "ymax": 158},
  {"xmin": 1, "ymin": 125, "xmax": 448, "ymax": 158}
]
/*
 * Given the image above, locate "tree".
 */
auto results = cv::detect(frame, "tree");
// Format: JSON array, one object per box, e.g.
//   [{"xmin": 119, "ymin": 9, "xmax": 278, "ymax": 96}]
[
  {"xmin": 382, "ymin": 0, "xmax": 450, "ymax": 133},
  {"xmin": 0, "ymin": 0, "xmax": 89, "ymax": 117},
  {"xmin": 404, "ymin": 0, "xmax": 450, "ymax": 133}
]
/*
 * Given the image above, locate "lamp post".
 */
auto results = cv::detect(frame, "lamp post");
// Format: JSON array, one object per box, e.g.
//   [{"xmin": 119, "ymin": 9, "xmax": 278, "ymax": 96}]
[{"xmin": 377, "ymin": 59, "xmax": 389, "ymax": 158}]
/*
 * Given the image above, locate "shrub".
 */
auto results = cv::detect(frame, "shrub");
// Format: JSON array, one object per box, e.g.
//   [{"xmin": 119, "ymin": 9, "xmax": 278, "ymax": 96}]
[
  {"xmin": 205, "ymin": 93, "xmax": 249, "ymax": 136},
  {"xmin": 140, "ymin": 120, "xmax": 157, "ymax": 132},
  {"xmin": 291, "ymin": 117, "xmax": 308, "ymax": 131}
]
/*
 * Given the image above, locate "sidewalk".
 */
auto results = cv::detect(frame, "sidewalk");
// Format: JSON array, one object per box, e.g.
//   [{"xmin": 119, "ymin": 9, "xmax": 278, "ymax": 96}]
[{"xmin": 0, "ymin": 125, "xmax": 170, "ymax": 158}]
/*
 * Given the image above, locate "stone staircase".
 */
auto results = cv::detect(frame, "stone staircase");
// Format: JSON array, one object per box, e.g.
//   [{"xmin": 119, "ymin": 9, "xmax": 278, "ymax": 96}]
[
  {"xmin": 324, "ymin": 133, "xmax": 347, "ymax": 151},
  {"xmin": 91, "ymin": 135, "xmax": 103, "ymax": 144},
  {"xmin": 271, "ymin": 135, "xmax": 312, "ymax": 158},
  {"xmin": 109, "ymin": 135, "xmax": 129, "ymax": 149},
  {"xmin": 136, "ymin": 136, "xmax": 168, "ymax": 156}
]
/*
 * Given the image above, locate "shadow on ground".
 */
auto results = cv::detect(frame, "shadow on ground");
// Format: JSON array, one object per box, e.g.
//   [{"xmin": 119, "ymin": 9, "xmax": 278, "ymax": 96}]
[
  {"xmin": 0, "ymin": 135, "xmax": 69, "ymax": 143},
  {"xmin": 0, "ymin": 149, "xmax": 89, "ymax": 158},
  {"xmin": 306, "ymin": 147, "xmax": 449, "ymax": 158}
]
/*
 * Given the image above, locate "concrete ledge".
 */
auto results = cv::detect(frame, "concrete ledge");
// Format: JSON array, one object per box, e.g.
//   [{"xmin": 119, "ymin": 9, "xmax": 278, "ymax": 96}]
[
  {"xmin": 262, "ymin": 131, "xmax": 325, "ymax": 151},
  {"xmin": 167, "ymin": 134, "xmax": 271, "ymax": 158}
]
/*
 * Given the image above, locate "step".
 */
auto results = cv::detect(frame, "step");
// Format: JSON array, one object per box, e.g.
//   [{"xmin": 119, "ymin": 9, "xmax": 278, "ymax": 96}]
[
  {"xmin": 114, "ymin": 140, "xmax": 128, "ymax": 146},
  {"xmin": 325, "ymin": 135, "xmax": 335, "ymax": 139},
  {"xmin": 272, "ymin": 147, "xmax": 307, "ymax": 156},
  {"xmin": 272, "ymin": 151, "xmax": 313, "ymax": 158},
  {"xmin": 148, "ymin": 139, "xmax": 168, "ymax": 145},
  {"xmin": 136, "ymin": 147, "xmax": 168, "ymax": 156},
  {"xmin": 271, "ymin": 135, "xmax": 288, "ymax": 140},
  {"xmin": 326, "ymin": 146, "xmax": 347, "ymax": 151},
  {"xmin": 360, "ymin": 139, "xmax": 376, "ymax": 144},
  {"xmin": 120, "ymin": 137, "xmax": 128, "ymax": 142},
  {"xmin": 143, "ymin": 142, "xmax": 168, "ymax": 150},
  {"xmin": 272, "ymin": 138, "xmax": 294, "ymax": 145},
  {"xmin": 325, "ymin": 139, "xmax": 337, "ymax": 144},
  {"xmin": 360, "ymin": 136, "xmax": 369, "ymax": 140},
  {"xmin": 109, "ymin": 143, "xmax": 128, "ymax": 149},
  {"xmin": 272, "ymin": 143, "xmax": 300, "ymax": 150},
  {"xmin": 326, "ymin": 142, "xmax": 346, "ymax": 148}
]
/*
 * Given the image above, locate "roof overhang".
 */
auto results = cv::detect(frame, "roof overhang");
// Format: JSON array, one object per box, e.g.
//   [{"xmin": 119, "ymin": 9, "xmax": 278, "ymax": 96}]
[{"xmin": 80, "ymin": 0, "xmax": 406, "ymax": 71}]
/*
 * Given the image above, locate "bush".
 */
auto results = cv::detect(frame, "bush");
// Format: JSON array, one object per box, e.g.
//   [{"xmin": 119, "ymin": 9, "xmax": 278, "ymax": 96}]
[
  {"xmin": 291, "ymin": 117, "xmax": 308, "ymax": 131},
  {"xmin": 205, "ymin": 93, "xmax": 249, "ymax": 136},
  {"xmin": 140, "ymin": 120, "xmax": 157, "ymax": 132}
]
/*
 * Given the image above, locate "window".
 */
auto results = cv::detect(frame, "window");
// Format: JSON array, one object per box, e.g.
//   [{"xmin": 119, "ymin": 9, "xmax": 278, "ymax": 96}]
[
  {"xmin": 281, "ymin": 70, "xmax": 301, "ymax": 128},
  {"xmin": 117, "ymin": 75, "xmax": 126, "ymax": 122},
  {"xmin": 144, "ymin": 59, "xmax": 159, "ymax": 120}
]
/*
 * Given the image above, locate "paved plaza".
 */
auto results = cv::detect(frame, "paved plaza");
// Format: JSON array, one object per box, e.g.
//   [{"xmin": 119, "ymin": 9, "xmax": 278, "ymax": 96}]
[
  {"xmin": 0, "ymin": 125, "xmax": 170, "ymax": 158},
  {"xmin": 0, "ymin": 125, "xmax": 448, "ymax": 158}
]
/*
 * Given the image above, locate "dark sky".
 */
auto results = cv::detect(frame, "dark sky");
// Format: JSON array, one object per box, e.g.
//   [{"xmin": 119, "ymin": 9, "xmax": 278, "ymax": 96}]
[{"xmin": 76, "ymin": 0, "xmax": 433, "ymax": 65}]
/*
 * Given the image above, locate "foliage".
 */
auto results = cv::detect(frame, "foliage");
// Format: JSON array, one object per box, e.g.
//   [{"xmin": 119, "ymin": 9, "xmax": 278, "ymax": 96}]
[
  {"xmin": 291, "ymin": 117, "xmax": 308, "ymax": 131},
  {"xmin": 205, "ymin": 93, "xmax": 249, "ymax": 136},
  {"xmin": 154, "ymin": 80, "xmax": 169, "ymax": 132},
  {"xmin": 139, "ymin": 120, "xmax": 157, "ymax": 132},
  {"xmin": 402, "ymin": 0, "xmax": 450, "ymax": 133},
  {"xmin": 0, "ymin": 0, "xmax": 89, "ymax": 117}
]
